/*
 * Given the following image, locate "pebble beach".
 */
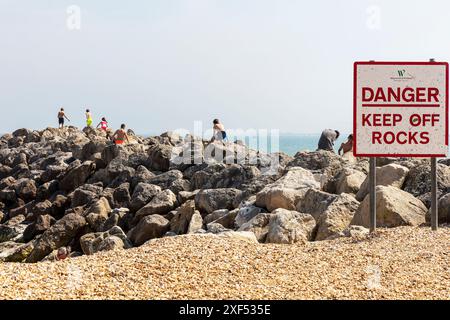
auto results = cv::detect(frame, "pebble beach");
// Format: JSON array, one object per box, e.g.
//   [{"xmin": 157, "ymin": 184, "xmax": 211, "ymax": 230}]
[{"xmin": 1, "ymin": 226, "xmax": 448, "ymax": 300}]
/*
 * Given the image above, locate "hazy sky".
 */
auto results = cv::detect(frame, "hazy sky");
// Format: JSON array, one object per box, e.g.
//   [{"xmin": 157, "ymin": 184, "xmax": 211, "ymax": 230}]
[{"xmin": 1, "ymin": 0, "xmax": 449, "ymax": 134}]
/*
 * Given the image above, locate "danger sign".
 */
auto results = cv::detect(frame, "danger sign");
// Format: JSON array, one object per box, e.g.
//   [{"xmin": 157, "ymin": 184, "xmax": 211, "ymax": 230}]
[{"xmin": 354, "ymin": 61, "xmax": 449, "ymax": 157}]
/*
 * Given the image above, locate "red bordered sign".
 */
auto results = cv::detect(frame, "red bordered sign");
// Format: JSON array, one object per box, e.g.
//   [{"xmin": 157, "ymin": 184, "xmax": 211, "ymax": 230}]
[{"xmin": 353, "ymin": 61, "xmax": 449, "ymax": 157}]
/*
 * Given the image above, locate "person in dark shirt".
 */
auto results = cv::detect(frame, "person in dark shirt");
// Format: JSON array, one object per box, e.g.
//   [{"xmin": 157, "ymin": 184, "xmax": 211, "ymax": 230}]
[{"xmin": 317, "ymin": 129, "xmax": 340, "ymax": 152}]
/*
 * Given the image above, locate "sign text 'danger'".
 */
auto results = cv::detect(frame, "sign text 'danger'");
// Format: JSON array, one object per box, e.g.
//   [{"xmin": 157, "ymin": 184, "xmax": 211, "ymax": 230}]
[{"xmin": 362, "ymin": 87, "xmax": 440, "ymax": 104}]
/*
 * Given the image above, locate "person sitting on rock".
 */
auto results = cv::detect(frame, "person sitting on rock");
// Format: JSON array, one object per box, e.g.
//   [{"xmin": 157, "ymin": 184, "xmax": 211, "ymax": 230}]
[
  {"xmin": 338, "ymin": 134, "xmax": 353, "ymax": 156},
  {"xmin": 85, "ymin": 109, "xmax": 93, "ymax": 127},
  {"xmin": 112, "ymin": 124, "xmax": 130, "ymax": 145},
  {"xmin": 57, "ymin": 108, "xmax": 70, "ymax": 129},
  {"xmin": 211, "ymin": 119, "xmax": 227, "ymax": 142},
  {"xmin": 317, "ymin": 129, "xmax": 339, "ymax": 152}
]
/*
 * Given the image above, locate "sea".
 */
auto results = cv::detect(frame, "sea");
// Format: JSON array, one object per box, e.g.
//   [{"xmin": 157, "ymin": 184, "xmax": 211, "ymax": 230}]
[
  {"xmin": 142, "ymin": 132, "xmax": 349, "ymax": 156},
  {"xmin": 276, "ymin": 133, "xmax": 349, "ymax": 156}
]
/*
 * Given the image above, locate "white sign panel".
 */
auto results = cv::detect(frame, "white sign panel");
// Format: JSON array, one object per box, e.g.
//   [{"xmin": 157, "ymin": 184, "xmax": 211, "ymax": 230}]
[{"xmin": 354, "ymin": 61, "xmax": 448, "ymax": 157}]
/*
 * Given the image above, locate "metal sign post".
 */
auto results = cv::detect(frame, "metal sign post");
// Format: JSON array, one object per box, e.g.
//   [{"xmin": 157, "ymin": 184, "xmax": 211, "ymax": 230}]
[
  {"xmin": 431, "ymin": 157, "xmax": 438, "ymax": 230},
  {"xmin": 429, "ymin": 59, "xmax": 439, "ymax": 231},
  {"xmin": 369, "ymin": 157, "xmax": 376, "ymax": 232}
]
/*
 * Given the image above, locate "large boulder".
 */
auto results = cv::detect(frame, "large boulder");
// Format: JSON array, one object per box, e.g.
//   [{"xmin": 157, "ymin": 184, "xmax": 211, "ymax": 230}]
[
  {"xmin": 265, "ymin": 209, "xmax": 316, "ymax": 244},
  {"xmin": 71, "ymin": 184, "xmax": 103, "ymax": 207},
  {"xmin": 334, "ymin": 168, "xmax": 366, "ymax": 195},
  {"xmin": 351, "ymin": 186, "xmax": 427, "ymax": 228},
  {"xmin": 127, "ymin": 214, "xmax": 170, "ymax": 246},
  {"xmin": 288, "ymin": 150, "xmax": 344, "ymax": 171},
  {"xmin": 204, "ymin": 209, "xmax": 229, "ymax": 225},
  {"xmin": 256, "ymin": 167, "xmax": 319, "ymax": 211},
  {"xmin": 36, "ymin": 180, "xmax": 59, "ymax": 201},
  {"xmin": 2, "ymin": 242, "xmax": 34, "ymax": 262},
  {"xmin": 0, "ymin": 220, "xmax": 27, "ymax": 243},
  {"xmin": 315, "ymin": 193, "xmax": 360, "ymax": 241},
  {"xmin": 170, "ymin": 200, "xmax": 201, "ymax": 235},
  {"xmin": 85, "ymin": 197, "xmax": 112, "ymax": 231},
  {"xmin": 238, "ymin": 213, "xmax": 273, "ymax": 242},
  {"xmin": 131, "ymin": 165, "xmax": 156, "ymax": 188},
  {"xmin": 80, "ymin": 226, "xmax": 132, "ymax": 255},
  {"xmin": 356, "ymin": 164, "xmax": 409, "ymax": 201},
  {"xmin": 50, "ymin": 195, "xmax": 68, "ymax": 217},
  {"xmin": 134, "ymin": 189, "xmax": 177, "ymax": 221},
  {"xmin": 296, "ymin": 189, "xmax": 338, "ymax": 220},
  {"xmin": 113, "ymin": 183, "xmax": 131, "ymax": 208},
  {"xmin": 78, "ymin": 140, "xmax": 108, "ymax": 162},
  {"xmin": 100, "ymin": 207, "xmax": 130, "ymax": 232},
  {"xmin": 147, "ymin": 144, "xmax": 173, "ymax": 172},
  {"xmin": 26, "ymin": 213, "xmax": 86, "ymax": 263},
  {"xmin": 9, "ymin": 200, "xmax": 35, "ymax": 219},
  {"xmin": 60, "ymin": 161, "xmax": 96, "ymax": 192},
  {"xmin": 129, "ymin": 183, "xmax": 161, "ymax": 212},
  {"xmin": 425, "ymin": 193, "xmax": 450, "ymax": 223},
  {"xmin": 403, "ymin": 163, "xmax": 450, "ymax": 197},
  {"xmin": 209, "ymin": 209, "xmax": 239, "ymax": 229},
  {"xmin": 234, "ymin": 205, "xmax": 264, "ymax": 228},
  {"xmin": 147, "ymin": 170, "xmax": 182, "ymax": 188},
  {"xmin": 100, "ymin": 144, "xmax": 123, "ymax": 166},
  {"xmin": 195, "ymin": 188, "xmax": 242, "ymax": 214},
  {"xmin": 12, "ymin": 128, "xmax": 31, "ymax": 138},
  {"xmin": 0, "ymin": 165, "xmax": 12, "ymax": 180},
  {"xmin": 23, "ymin": 214, "xmax": 56, "ymax": 242},
  {"xmin": 105, "ymin": 158, "xmax": 135, "ymax": 187},
  {"xmin": 187, "ymin": 211, "xmax": 203, "ymax": 234},
  {"xmin": 13, "ymin": 178, "xmax": 37, "ymax": 201},
  {"xmin": 191, "ymin": 164, "xmax": 261, "ymax": 190},
  {"xmin": 147, "ymin": 170, "xmax": 191, "ymax": 194}
]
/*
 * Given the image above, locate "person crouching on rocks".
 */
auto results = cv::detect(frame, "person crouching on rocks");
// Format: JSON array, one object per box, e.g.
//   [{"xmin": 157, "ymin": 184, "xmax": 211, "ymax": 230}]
[
  {"xmin": 57, "ymin": 108, "xmax": 70, "ymax": 129},
  {"xmin": 112, "ymin": 124, "xmax": 130, "ymax": 145},
  {"xmin": 317, "ymin": 129, "xmax": 340, "ymax": 152},
  {"xmin": 338, "ymin": 134, "xmax": 353, "ymax": 156},
  {"xmin": 211, "ymin": 119, "xmax": 227, "ymax": 142},
  {"xmin": 97, "ymin": 117, "xmax": 111, "ymax": 139}
]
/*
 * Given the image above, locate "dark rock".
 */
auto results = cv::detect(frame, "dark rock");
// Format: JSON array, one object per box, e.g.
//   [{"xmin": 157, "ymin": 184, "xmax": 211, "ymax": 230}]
[
  {"xmin": 13, "ymin": 178, "xmax": 37, "ymax": 201},
  {"xmin": 170, "ymin": 200, "xmax": 198, "ymax": 234},
  {"xmin": 71, "ymin": 184, "xmax": 103, "ymax": 207},
  {"xmin": 85, "ymin": 197, "xmax": 112, "ymax": 231},
  {"xmin": 100, "ymin": 208, "xmax": 130, "ymax": 232},
  {"xmin": 0, "ymin": 165, "xmax": 12, "ymax": 179},
  {"xmin": 425, "ymin": 193, "xmax": 450, "ymax": 223},
  {"xmin": 113, "ymin": 183, "xmax": 131, "ymax": 208},
  {"xmin": 50, "ymin": 195, "xmax": 68, "ymax": 218},
  {"xmin": 60, "ymin": 161, "xmax": 96, "ymax": 192},
  {"xmin": 127, "ymin": 214, "xmax": 170, "ymax": 246},
  {"xmin": 23, "ymin": 214, "xmax": 56, "ymax": 242},
  {"xmin": 195, "ymin": 188, "xmax": 242, "ymax": 214},
  {"xmin": 147, "ymin": 144, "xmax": 173, "ymax": 172},
  {"xmin": 26, "ymin": 213, "xmax": 87, "ymax": 263},
  {"xmin": 131, "ymin": 165, "xmax": 156, "ymax": 189},
  {"xmin": 80, "ymin": 226, "xmax": 132, "ymax": 255},
  {"xmin": 31, "ymin": 200, "xmax": 53, "ymax": 219},
  {"xmin": 134, "ymin": 189, "xmax": 177, "ymax": 222},
  {"xmin": 403, "ymin": 164, "xmax": 450, "ymax": 197},
  {"xmin": 129, "ymin": 183, "xmax": 161, "ymax": 212},
  {"xmin": 36, "ymin": 180, "xmax": 59, "ymax": 201}
]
